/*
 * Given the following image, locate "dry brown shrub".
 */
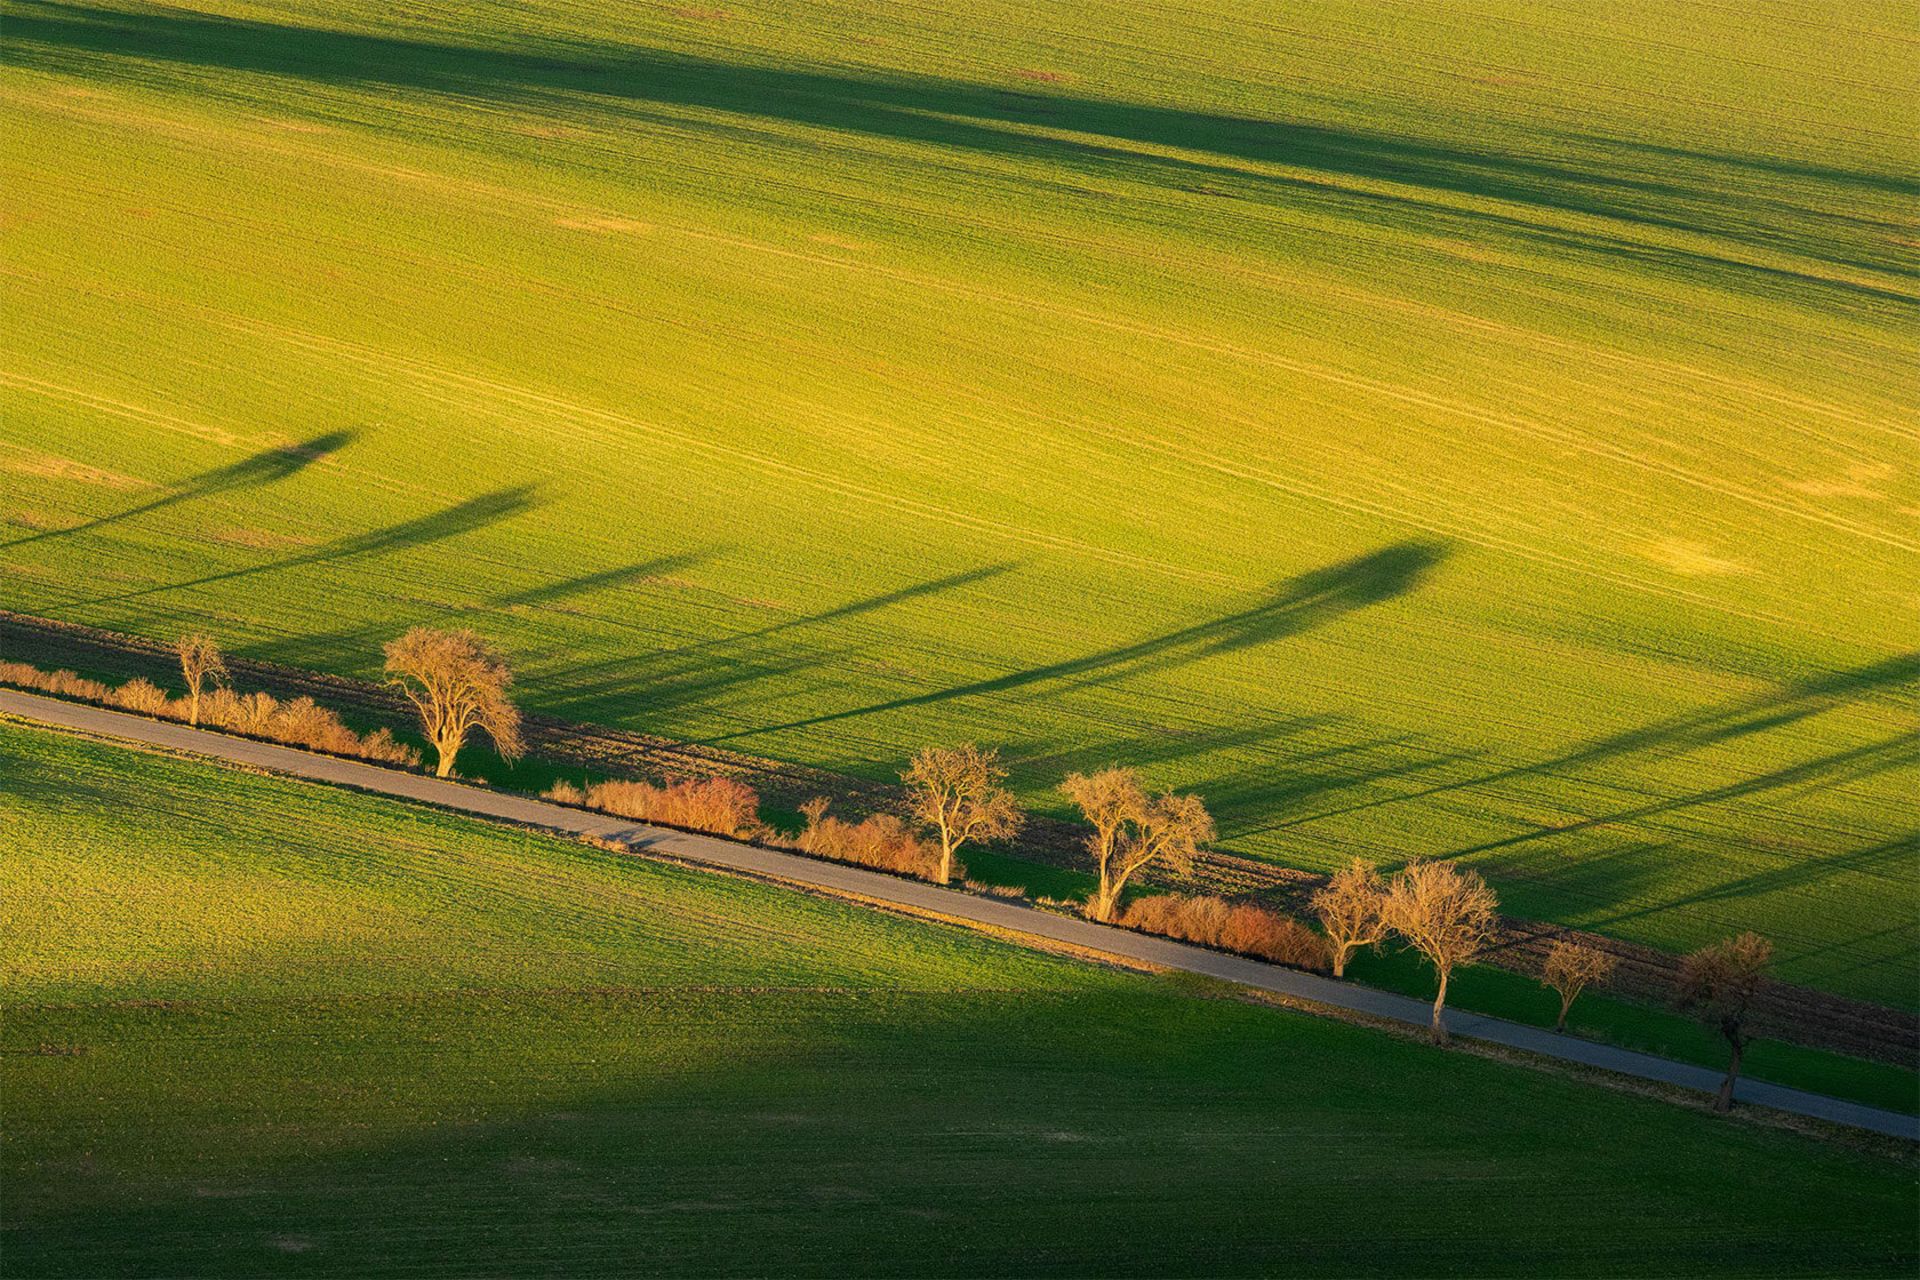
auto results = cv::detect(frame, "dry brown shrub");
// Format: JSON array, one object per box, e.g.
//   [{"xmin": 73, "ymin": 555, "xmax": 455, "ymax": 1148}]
[
  {"xmin": 28, "ymin": 667, "xmax": 116, "ymax": 702},
  {"xmin": 198, "ymin": 686, "xmax": 244, "ymax": 729},
  {"xmin": 269, "ymin": 696, "xmax": 383, "ymax": 758},
  {"xmin": 1117, "ymin": 894, "xmax": 1329, "ymax": 971},
  {"xmin": 0, "ymin": 657, "xmax": 419, "ymax": 766},
  {"xmin": 0, "ymin": 660, "xmax": 48, "ymax": 689},
  {"xmin": 355, "ymin": 728, "xmax": 420, "ymax": 767},
  {"xmin": 1221, "ymin": 905, "xmax": 1330, "ymax": 970},
  {"xmin": 111, "ymin": 677, "xmax": 173, "ymax": 717},
  {"xmin": 543, "ymin": 780, "xmax": 587, "ymax": 805},
  {"xmin": 575, "ymin": 776, "xmax": 762, "ymax": 839},
  {"xmin": 780, "ymin": 798, "xmax": 942, "ymax": 881},
  {"xmin": 231, "ymin": 690, "xmax": 280, "ymax": 736}
]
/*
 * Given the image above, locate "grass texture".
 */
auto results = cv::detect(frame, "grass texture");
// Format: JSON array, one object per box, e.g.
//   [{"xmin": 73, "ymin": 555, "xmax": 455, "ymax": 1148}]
[
  {"xmin": 2, "ymin": 721, "xmax": 1916, "ymax": 1276},
  {"xmin": 0, "ymin": 1, "xmax": 1915, "ymax": 1006}
]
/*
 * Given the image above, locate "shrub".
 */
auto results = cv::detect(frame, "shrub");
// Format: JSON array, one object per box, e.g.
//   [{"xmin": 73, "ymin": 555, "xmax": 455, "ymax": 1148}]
[
  {"xmin": 780, "ymin": 797, "xmax": 942, "ymax": 881},
  {"xmin": 110, "ymin": 677, "xmax": 173, "ymax": 717},
  {"xmin": 0, "ymin": 657, "xmax": 421, "ymax": 767},
  {"xmin": 0, "ymin": 661, "xmax": 115, "ymax": 703},
  {"xmin": 543, "ymin": 780, "xmax": 588, "ymax": 806},
  {"xmin": 556, "ymin": 775, "xmax": 764, "ymax": 839},
  {"xmin": 1117, "ymin": 894, "xmax": 1329, "ymax": 971},
  {"xmin": 356, "ymin": 728, "xmax": 421, "ymax": 767}
]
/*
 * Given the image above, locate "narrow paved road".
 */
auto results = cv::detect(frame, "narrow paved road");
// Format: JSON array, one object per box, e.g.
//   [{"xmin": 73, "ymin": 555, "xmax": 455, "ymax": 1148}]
[{"xmin": 5, "ymin": 687, "xmax": 1913, "ymax": 1140}]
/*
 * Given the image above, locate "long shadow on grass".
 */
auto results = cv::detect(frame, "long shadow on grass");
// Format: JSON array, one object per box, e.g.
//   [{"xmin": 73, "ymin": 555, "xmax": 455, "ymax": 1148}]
[
  {"xmin": 1287, "ymin": 650, "xmax": 1920, "ymax": 835},
  {"xmin": 8, "ymin": 2, "xmax": 1913, "ymax": 307},
  {"xmin": 0, "ymin": 431, "xmax": 354, "ymax": 551},
  {"xmin": 1451, "ymin": 732, "xmax": 1920, "ymax": 864},
  {"xmin": 81, "ymin": 485, "xmax": 542, "ymax": 608},
  {"xmin": 708, "ymin": 540, "xmax": 1448, "ymax": 744},
  {"xmin": 536, "ymin": 563, "xmax": 1018, "ymax": 728},
  {"xmin": 242, "ymin": 551, "xmax": 717, "ymax": 672}
]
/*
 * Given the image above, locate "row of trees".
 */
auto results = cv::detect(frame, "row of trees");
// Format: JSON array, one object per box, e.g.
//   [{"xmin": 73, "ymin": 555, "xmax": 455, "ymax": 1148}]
[
  {"xmin": 892, "ymin": 740, "xmax": 1773, "ymax": 1111},
  {"xmin": 151, "ymin": 626, "xmax": 1774, "ymax": 1110},
  {"xmin": 1314, "ymin": 859, "xmax": 1616, "ymax": 1043}
]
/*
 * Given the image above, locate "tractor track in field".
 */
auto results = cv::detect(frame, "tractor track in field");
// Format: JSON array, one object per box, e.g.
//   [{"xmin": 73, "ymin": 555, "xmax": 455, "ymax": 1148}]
[{"xmin": 3, "ymin": 608, "xmax": 1914, "ymax": 1068}]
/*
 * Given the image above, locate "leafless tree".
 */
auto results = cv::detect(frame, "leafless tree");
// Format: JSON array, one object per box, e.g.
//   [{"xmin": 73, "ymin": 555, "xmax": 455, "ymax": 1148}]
[
  {"xmin": 1675, "ymin": 931, "xmax": 1772, "ymax": 1112},
  {"xmin": 1541, "ymin": 940, "xmax": 1617, "ymax": 1032},
  {"xmin": 1311, "ymin": 858, "xmax": 1389, "ymax": 978},
  {"xmin": 901, "ymin": 744, "xmax": 1023, "ymax": 885},
  {"xmin": 1383, "ymin": 859, "xmax": 1501, "ymax": 1043},
  {"xmin": 1064, "ymin": 768, "xmax": 1213, "ymax": 922},
  {"xmin": 1061, "ymin": 768, "xmax": 1139, "ymax": 917},
  {"xmin": 175, "ymin": 632, "xmax": 226, "ymax": 727},
  {"xmin": 383, "ymin": 627, "xmax": 522, "ymax": 777}
]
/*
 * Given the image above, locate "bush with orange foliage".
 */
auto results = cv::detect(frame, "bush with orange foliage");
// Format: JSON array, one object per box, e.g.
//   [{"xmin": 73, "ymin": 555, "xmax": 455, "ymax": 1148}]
[
  {"xmin": 0, "ymin": 657, "xmax": 418, "ymax": 766},
  {"xmin": 1117, "ymin": 894, "xmax": 1329, "ymax": 971},
  {"xmin": 110, "ymin": 676, "xmax": 176, "ymax": 718},
  {"xmin": 0, "ymin": 661, "xmax": 115, "ymax": 704},
  {"xmin": 544, "ymin": 775, "xmax": 763, "ymax": 840},
  {"xmin": 775, "ymin": 797, "xmax": 943, "ymax": 881}
]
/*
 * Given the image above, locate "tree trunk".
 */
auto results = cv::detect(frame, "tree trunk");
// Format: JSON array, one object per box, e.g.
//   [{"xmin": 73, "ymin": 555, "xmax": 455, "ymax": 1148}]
[
  {"xmin": 1714, "ymin": 1037, "xmax": 1744, "ymax": 1113},
  {"xmin": 1331, "ymin": 946, "xmax": 1348, "ymax": 979},
  {"xmin": 1555, "ymin": 992, "xmax": 1573, "ymax": 1032},
  {"xmin": 188, "ymin": 685, "xmax": 200, "ymax": 728},
  {"xmin": 1092, "ymin": 876, "xmax": 1117, "ymax": 922},
  {"xmin": 1429, "ymin": 968, "xmax": 1450, "ymax": 1044},
  {"xmin": 937, "ymin": 833, "xmax": 954, "ymax": 885},
  {"xmin": 434, "ymin": 735, "xmax": 456, "ymax": 778}
]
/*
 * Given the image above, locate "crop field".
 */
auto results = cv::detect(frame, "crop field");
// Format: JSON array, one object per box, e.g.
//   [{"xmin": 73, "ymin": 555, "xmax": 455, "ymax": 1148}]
[
  {"xmin": 1, "ymin": 1, "xmax": 1916, "ymax": 1008},
  {"xmin": 1, "ymin": 721, "xmax": 1913, "ymax": 1276}
]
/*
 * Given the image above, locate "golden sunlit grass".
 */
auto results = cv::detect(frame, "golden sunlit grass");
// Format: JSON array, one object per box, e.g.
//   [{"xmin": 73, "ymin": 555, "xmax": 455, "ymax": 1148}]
[{"xmin": 0, "ymin": 0, "xmax": 1914, "ymax": 1005}]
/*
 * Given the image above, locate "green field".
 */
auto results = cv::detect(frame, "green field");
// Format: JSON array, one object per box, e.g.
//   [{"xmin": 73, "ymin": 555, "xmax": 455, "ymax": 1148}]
[
  {"xmin": 2, "ymin": 722, "xmax": 1914, "ymax": 1276},
  {"xmin": 1, "ymin": 1, "xmax": 1916, "ymax": 1007}
]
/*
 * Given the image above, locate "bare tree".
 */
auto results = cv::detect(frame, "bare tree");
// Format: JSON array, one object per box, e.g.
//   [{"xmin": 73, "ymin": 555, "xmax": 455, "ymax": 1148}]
[
  {"xmin": 383, "ymin": 627, "xmax": 523, "ymax": 777},
  {"xmin": 1383, "ymin": 859, "xmax": 1501, "ymax": 1044},
  {"xmin": 1311, "ymin": 858, "xmax": 1390, "ymax": 978},
  {"xmin": 1064, "ymin": 769, "xmax": 1213, "ymax": 922},
  {"xmin": 1675, "ymin": 932, "xmax": 1772, "ymax": 1113},
  {"xmin": 1541, "ymin": 940, "xmax": 1617, "ymax": 1032},
  {"xmin": 1061, "ymin": 768, "xmax": 1142, "ymax": 919},
  {"xmin": 901, "ymin": 744, "xmax": 1023, "ymax": 885},
  {"xmin": 175, "ymin": 632, "xmax": 227, "ymax": 727}
]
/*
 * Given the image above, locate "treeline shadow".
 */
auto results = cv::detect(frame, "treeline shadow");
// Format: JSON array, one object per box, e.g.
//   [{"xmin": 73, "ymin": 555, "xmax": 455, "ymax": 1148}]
[
  {"xmin": 534, "ymin": 563, "xmax": 1019, "ymax": 729},
  {"xmin": 85, "ymin": 484, "xmax": 542, "ymax": 608},
  {"xmin": 707, "ymin": 540, "xmax": 1447, "ymax": 744},
  {"xmin": 8, "ymin": 2, "xmax": 1912, "ymax": 306},
  {"xmin": 1, "ymin": 430, "xmax": 354, "ymax": 550}
]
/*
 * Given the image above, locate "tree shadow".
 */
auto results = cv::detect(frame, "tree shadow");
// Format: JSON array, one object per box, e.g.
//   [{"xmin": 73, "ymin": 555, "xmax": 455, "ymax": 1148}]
[
  {"xmin": 1298, "ymin": 650, "xmax": 1920, "ymax": 834},
  {"xmin": 653, "ymin": 562, "xmax": 1018, "ymax": 657},
  {"xmin": 7, "ymin": 3, "xmax": 1911, "ymax": 308},
  {"xmin": 708, "ymin": 540, "xmax": 1448, "ymax": 743},
  {"xmin": 1450, "ymin": 733, "xmax": 1920, "ymax": 863},
  {"xmin": 492, "ymin": 553, "xmax": 712, "ymax": 609},
  {"xmin": 1, "ymin": 430, "xmax": 355, "ymax": 550},
  {"xmin": 1579, "ymin": 832, "xmax": 1920, "ymax": 937},
  {"xmin": 82, "ymin": 484, "xmax": 543, "ymax": 607},
  {"xmin": 535, "ymin": 564, "xmax": 1018, "ymax": 729}
]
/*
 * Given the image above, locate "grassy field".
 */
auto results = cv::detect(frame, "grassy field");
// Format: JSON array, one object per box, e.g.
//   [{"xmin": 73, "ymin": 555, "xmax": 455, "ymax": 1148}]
[
  {"xmin": 2, "ymin": 721, "xmax": 1915, "ymax": 1276},
  {"xmin": 0, "ymin": 1, "xmax": 1916, "ymax": 1007}
]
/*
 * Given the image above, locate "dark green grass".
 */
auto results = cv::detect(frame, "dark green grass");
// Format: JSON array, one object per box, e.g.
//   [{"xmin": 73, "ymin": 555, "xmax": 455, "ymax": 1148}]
[
  {"xmin": 963, "ymin": 846, "xmax": 1920, "ymax": 1115},
  {"xmin": 1343, "ymin": 947, "xmax": 1920, "ymax": 1116},
  {"xmin": 2, "ymin": 723, "xmax": 1916, "ymax": 1276}
]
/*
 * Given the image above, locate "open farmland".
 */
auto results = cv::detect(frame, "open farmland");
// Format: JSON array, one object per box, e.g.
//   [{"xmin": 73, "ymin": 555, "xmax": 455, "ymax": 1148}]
[
  {"xmin": 2, "ymin": 721, "xmax": 1915, "ymax": 1276},
  {"xmin": 1, "ymin": 0, "xmax": 1917, "ymax": 1012}
]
